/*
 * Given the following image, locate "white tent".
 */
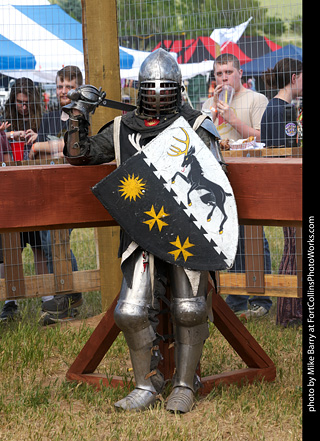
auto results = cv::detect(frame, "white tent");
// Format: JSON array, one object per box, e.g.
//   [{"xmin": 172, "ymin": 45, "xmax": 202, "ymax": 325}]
[
  {"xmin": 119, "ymin": 48, "xmax": 214, "ymax": 81},
  {"xmin": 121, "ymin": 60, "xmax": 214, "ymax": 81}
]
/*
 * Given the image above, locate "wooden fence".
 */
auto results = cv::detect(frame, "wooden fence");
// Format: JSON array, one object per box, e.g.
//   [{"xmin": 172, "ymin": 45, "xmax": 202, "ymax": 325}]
[{"xmin": 0, "ymin": 156, "xmax": 302, "ymax": 309}]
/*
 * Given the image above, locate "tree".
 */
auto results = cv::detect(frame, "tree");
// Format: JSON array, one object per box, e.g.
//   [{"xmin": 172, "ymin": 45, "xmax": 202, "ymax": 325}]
[
  {"xmin": 49, "ymin": 0, "xmax": 82, "ymax": 23},
  {"xmin": 116, "ymin": 0, "xmax": 268, "ymax": 42}
]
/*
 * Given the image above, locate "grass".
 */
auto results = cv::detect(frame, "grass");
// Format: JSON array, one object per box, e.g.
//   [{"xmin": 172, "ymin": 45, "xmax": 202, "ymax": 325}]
[
  {"xmin": 0, "ymin": 294, "xmax": 302, "ymax": 441},
  {"xmin": 0, "ymin": 226, "xmax": 302, "ymax": 440}
]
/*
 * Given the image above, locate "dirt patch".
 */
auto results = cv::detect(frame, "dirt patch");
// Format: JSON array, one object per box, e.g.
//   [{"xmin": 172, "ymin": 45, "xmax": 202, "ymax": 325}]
[
  {"xmin": 46, "ymin": 312, "xmax": 106, "ymax": 332},
  {"xmin": 68, "ymin": 313, "xmax": 105, "ymax": 330}
]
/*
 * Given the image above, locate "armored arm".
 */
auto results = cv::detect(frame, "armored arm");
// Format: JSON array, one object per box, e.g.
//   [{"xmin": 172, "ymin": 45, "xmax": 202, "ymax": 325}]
[
  {"xmin": 196, "ymin": 118, "xmax": 227, "ymax": 174},
  {"xmin": 62, "ymin": 85, "xmax": 116, "ymax": 166}
]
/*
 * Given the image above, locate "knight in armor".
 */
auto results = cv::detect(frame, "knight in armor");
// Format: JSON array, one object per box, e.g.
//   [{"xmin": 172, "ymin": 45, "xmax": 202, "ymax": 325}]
[{"xmin": 63, "ymin": 48, "xmax": 224, "ymax": 413}]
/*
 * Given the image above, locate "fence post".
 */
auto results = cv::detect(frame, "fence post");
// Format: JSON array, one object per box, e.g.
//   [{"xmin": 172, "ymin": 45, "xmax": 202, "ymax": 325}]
[
  {"xmin": 52, "ymin": 229, "xmax": 74, "ymax": 293},
  {"xmin": 1, "ymin": 232, "xmax": 26, "ymax": 299},
  {"xmin": 244, "ymin": 225, "xmax": 265, "ymax": 293},
  {"xmin": 82, "ymin": 0, "xmax": 123, "ymax": 311}
]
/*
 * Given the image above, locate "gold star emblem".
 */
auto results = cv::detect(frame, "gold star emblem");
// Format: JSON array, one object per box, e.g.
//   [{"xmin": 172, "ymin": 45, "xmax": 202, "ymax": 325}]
[
  {"xmin": 143, "ymin": 205, "xmax": 169, "ymax": 232},
  {"xmin": 119, "ymin": 174, "xmax": 146, "ymax": 201},
  {"xmin": 168, "ymin": 236, "xmax": 195, "ymax": 261}
]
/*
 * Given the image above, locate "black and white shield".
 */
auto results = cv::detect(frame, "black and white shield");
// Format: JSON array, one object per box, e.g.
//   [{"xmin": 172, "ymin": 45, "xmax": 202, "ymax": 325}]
[{"xmin": 92, "ymin": 116, "xmax": 238, "ymax": 271}]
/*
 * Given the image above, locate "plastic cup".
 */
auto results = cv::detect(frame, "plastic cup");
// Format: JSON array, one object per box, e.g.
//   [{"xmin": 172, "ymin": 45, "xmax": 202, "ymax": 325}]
[
  {"xmin": 48, "ymin": 140, "xmax": 61, "ymax": 158},
  {"xmin": 219, "ymin": 85, "xmax": 234, "ymax": 105},
  {"xmin": 10, "ymin": 142, "xmax": 25, "ymax": 161}
]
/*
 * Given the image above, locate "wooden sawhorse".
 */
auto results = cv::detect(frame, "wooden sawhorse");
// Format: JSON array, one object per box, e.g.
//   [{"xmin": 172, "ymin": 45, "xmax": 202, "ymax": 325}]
[{"xmin": 66, "ymin": 278, "xmax": 276, "ymax": 395}]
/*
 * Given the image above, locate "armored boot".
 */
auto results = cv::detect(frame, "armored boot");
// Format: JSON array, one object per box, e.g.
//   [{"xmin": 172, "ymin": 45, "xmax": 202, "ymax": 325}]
[
  {"xmin": 166, "ymin": 296, "xmax": 209, "ymax": 413},
  {"xmin": 114, "ymin": 326, "xmax": 160, "ymax": 411}
]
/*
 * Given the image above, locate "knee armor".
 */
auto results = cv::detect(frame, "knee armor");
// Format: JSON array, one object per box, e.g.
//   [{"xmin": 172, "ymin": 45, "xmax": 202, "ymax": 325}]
[{"xmin": 172, "ymin": 296, "xmax": 209, "ymax": 344}]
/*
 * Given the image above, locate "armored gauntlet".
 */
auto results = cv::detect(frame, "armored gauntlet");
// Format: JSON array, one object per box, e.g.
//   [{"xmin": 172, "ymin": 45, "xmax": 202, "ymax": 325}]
[{"xmin": 62, "ymin": 85, "xmax": 106, "ymax": 120}]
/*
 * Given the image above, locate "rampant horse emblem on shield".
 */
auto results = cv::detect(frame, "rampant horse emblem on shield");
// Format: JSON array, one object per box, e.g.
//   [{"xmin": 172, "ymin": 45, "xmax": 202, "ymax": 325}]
[
  {"xmin": 92, "ymin": 117, "xmax": 238, "ymax": 271},
  {"xmin": 169, "ymin": 128, "xmax": 232, "ymax": 234}
]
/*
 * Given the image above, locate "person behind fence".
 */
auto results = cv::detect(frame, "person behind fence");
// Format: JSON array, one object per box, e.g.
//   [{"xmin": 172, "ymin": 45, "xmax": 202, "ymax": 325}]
[
  {"xmin": 204, "ymin": 53, "xmax": 272, "ymax": 319},
  {"xmin": 62, "ymin": 48, "xmax": 227, "ymax": 413},
  {"xmin": 31, "ymin": 66, "xmax": 84, "ymax": 325},
  {"xmin": 3, "ymin": 77, "xmax": 40, "ymax": 152},
  {"xmin": 261, "ymin": 57, "xmax": 303, "ymax": 327},
  {"xmin": 0, "ymin": 80, "xmax": 50, "ymax": 322}
]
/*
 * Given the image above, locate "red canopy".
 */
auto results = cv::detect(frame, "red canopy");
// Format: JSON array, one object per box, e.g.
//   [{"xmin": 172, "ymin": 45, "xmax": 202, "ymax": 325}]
[
  {"xmin": 152, "ymin": 35, "xmax": 281, "ymax": 65},
  {"xmin": 153, "ymin": 36, "xmax": 250, "ymax": 64}
]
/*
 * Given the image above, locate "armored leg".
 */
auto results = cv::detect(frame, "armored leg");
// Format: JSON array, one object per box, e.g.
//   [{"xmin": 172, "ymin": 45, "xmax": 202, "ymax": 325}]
[
  {"xmin": 166, "ymin": 266, "xmax": 209, "ymax": 413},
  {"xmin": 113, "ymin": 251, "xmax": 162, "ymax": 411}
]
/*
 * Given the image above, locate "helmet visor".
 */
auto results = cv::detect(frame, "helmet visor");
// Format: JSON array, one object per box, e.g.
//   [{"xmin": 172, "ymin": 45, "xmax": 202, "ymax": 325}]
[{"xmin": 140, "ymin": 80, "xmax": 179, "ymax": 116}]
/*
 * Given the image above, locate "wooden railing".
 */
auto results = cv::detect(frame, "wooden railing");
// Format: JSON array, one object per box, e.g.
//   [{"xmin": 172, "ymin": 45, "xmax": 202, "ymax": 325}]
[{"xmin": 0, "ymin": 157, "xmax": 302, "ymax": 306}]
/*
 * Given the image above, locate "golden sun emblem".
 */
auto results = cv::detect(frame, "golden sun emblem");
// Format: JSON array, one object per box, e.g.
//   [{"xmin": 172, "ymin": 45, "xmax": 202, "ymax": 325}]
[
  {"xmin": 119, "ymin": 174, "xmax": 146, "ymax": 201},
  {"xmin": 168, "ymin": 236, "xmax": 195, "ymax": 262},
  {"xmin": 143, "ymin": 205, "xmax": 169, "ymax": 232}
]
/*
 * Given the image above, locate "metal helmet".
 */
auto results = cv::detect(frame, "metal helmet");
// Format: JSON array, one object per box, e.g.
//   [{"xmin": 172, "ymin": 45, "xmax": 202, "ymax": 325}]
[{"xmin": 138, "ymin": 48, "xmax": 182, "ymax": 117}]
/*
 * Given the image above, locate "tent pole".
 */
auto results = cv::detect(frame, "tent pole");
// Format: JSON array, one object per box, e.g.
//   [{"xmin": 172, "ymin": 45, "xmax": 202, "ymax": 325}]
[{"xmin": 215, "ymin": 42, "xmax": 221, "ymax": 57}]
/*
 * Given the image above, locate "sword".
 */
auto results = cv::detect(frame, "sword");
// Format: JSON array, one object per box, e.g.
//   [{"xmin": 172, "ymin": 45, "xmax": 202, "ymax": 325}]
[
  {"xmin": 99, "ymin": 98, "xmax": 136, "ymax": 112},
  {"xmin": 64, "ymin": 85, "xmax": 137, "ymax": 118}
]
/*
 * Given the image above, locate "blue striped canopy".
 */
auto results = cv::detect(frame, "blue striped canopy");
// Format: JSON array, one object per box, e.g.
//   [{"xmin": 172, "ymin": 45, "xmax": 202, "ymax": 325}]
[
  {"xmin": 14, "ymin": 4, "xmax": 83, "ymax": 52},
  {"xmin": 0, "ymin": 5, "xmax": 135, "ymax": 71},
  {"xmin": 0, "ymin": 34, "xmax": 36, "ymax": 70},
  {"xmin": 1, "ymin": 4, "xmax": 135, "ymax": 71}
]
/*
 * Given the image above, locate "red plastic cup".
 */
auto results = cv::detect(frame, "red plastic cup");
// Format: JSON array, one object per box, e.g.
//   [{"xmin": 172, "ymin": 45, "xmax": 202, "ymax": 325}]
[{"xmin": 10, "ymin": 142, "xmax": 25, "ymax": 161}]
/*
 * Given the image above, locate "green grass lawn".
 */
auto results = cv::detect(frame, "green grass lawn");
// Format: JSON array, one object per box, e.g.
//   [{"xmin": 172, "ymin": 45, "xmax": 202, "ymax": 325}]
[
  {"xmin": 0, "ymin": 226, "xmax": 301, "ymax": 440},
  {"xmin": 0, "ymin": 292, "xmax": 302, "ymax": 441}
]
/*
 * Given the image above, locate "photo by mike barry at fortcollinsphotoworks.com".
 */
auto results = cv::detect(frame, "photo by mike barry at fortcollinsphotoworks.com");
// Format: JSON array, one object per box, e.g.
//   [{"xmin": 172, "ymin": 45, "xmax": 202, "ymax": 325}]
[{"xmin": 304, "ymin": 215, "xmax": 317, "ymax": 419}]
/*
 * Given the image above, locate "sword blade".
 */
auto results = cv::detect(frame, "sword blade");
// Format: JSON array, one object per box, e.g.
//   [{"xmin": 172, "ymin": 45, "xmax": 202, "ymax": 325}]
[{"xmin": 100, "ymin": 98, "xmax": 136, "ymax": 112}]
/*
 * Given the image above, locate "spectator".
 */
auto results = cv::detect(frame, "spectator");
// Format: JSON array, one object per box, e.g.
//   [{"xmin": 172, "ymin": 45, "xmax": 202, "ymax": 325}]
[
  {"xmin": 5, "ymin": 78, "xmax": 40, "ymax": 144},
  {"xmin": 261, "ymin": 58, "xmax": 303, "ymax": 148},
  {"xmin": 4, "ymin": 78, "xmax": 41, "ymax": 157},
  {"xmin": 0, "ymin": 81, "xmax": 49, "ymax": 322},
  {"xmin": 261, "ymin": 58, "xmax": 303, "ymax": 327},
  {"xmin": 205, "ymin": 53, "xmax": 272, "ymax": 319},
  {"xmin": 33, "ymin": 66, "xmax": 84, "ymax": 325},
  {"xmin": 29, "ymin": 66, "xmax": 83, "ymax": 160}
]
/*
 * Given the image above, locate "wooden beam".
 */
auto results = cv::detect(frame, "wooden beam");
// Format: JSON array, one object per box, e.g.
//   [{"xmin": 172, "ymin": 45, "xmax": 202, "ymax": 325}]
[
  {"xmin": 218, "ymin": 273, "xmax": 299, "ymax": 298},
  {"xmin": 0, "ymin": 163, "xmax": 117, "ymax": 232},
  {"xmin": 82, "ymin": 0, "xmax": 123, "ymax": 314},
  {"xmin": 1, "ymin": 233, "xmax": 25, "ymax": 298},
  {"xmin": 84, "ymin": 0, "xmax": 121, "ymax": 133},
  {"xmin": 244, "ymin": 225, "xmax": 265, "ymax": 294},
  {"xmin": 0, "ymin": 269, "xmax": 101, "ymax": 301},
  {"xmin": 0, "ymin": 158, "xmax": 302, "ymax": 233},
  {"xmin": 226, "ymin": 157, "xmax": 302, "ymax": 226},
  {"xmin": 66, "ymin": 294, "xmax": 120, "ymax": 375},
  {"xmin": 52, "ymin": 229, "xmax": 73, "ymax": 293},
  {"xmin": 0, "ymin": 270, "xmax": 299, "ymax": 301}
]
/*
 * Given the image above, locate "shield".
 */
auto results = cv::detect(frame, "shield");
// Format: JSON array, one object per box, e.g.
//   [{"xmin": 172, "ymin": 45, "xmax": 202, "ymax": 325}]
[{"xmin": 92, "ymin": 116, "xmax": 238, "ymax": 271}]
